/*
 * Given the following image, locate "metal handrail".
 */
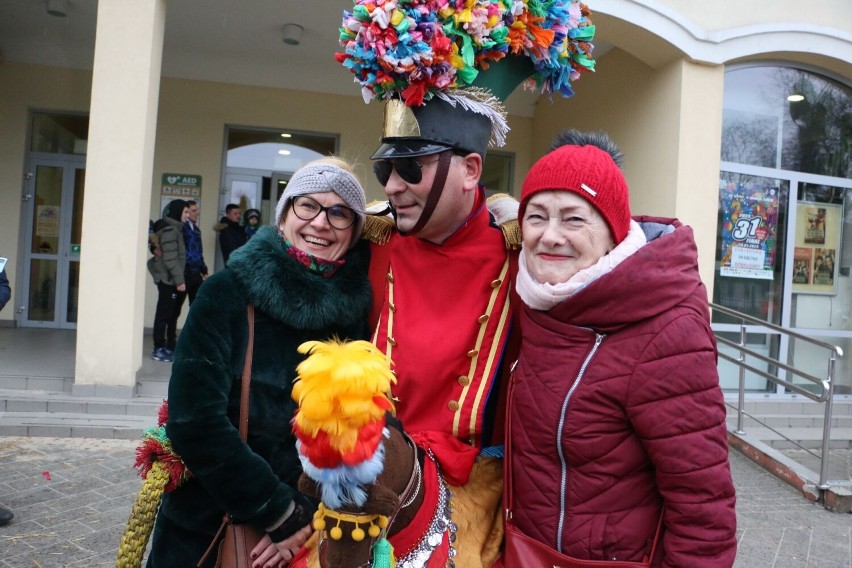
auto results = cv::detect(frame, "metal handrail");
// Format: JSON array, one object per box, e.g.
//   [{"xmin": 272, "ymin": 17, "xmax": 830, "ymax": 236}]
[{"xmin": 710, "ymin": 302, "xmax": 844, "ymax": 490}]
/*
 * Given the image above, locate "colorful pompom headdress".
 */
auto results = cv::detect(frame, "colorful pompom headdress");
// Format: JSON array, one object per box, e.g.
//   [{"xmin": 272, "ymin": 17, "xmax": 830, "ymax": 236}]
[
  {"xmin": 337, "ymin": 0, "xmax": 596, "ymax": 159},
  {"xmin": 291, "ymin": 339, "xmax": 397, "ymax": 509}
]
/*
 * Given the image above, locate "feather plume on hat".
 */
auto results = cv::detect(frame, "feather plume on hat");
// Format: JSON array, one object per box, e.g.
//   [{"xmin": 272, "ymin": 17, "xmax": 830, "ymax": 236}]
[{"xmin": 291, "ymin": 339, "xmax": 397, "ymax": 508}]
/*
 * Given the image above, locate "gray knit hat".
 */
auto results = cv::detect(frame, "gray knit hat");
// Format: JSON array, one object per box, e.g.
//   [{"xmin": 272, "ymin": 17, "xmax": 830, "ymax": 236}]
[{"xmin": 274, "ymin": 161, "xmax": 367, "ymax": 244}]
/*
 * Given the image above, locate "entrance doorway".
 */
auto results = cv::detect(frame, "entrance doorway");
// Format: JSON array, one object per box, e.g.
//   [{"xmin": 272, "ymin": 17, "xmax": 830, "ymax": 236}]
[{"xmin": 20, "ymin": 154, "xmax": 86, "ymax": 328}]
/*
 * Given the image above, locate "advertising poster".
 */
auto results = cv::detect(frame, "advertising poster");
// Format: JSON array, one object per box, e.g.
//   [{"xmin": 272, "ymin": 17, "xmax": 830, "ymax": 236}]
[
  {"xmin": 793, "ymin": 202, "xmax": 842, "ymax": 295},
  {"xmin": 719, "ymin": 183, "xmax": 780, "ymax": 280}
]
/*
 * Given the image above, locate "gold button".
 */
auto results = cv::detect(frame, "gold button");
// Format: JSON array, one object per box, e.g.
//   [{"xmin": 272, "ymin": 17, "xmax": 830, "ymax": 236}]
[
  {"xmin": 389, "ymin": 302, "xmax": 396, "ymax": 312},
  {"xmin": 458, "ymin": 375, "xmax": 470, "ymax": 387},
  {"xmin": 448, "ymin": 400, "xmax": 460, "ymax": 412},
  {"xmin": 387, "ymin": 273, "xmax": 394, "ymax": 283},
  {"xmin": 467, "ymin": 349, "xmax": 479, "ymax": 358},
  {"xmin": 490, "ymin": 279, "xmax": 502, "ymax": 288},
  {"xmin": 387, "ymin": 337, "xmax": 397, "ymax": 347},
  {"xmin": 477, "ymin": 314, "xmax": 489, "ymax": 324}
]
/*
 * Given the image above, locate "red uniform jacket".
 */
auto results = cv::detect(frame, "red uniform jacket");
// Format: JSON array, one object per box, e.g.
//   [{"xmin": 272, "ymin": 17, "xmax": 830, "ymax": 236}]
[{"xmin": 369, "ymin": 196, "xmax": 519, "ymax": 448}]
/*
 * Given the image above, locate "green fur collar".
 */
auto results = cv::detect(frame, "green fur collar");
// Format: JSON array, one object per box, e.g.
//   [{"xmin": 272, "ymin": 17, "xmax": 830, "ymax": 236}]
[{"xmin": 227, "ymin": 226, "xmax": 371, "ymax": 330}]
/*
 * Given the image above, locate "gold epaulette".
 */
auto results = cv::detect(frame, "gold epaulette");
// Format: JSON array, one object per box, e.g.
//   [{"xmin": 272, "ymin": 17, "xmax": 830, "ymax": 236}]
[
  {"xmin": 500, "ymin": 219, "xmax": 522, "ymax": 250},
  {"xmin": 487, "ymin": 193, "xmax": 522, "ymax": 250},
  {"xmin": 361, "ymin": 200, "xmax": 395, "ymax": 245}
]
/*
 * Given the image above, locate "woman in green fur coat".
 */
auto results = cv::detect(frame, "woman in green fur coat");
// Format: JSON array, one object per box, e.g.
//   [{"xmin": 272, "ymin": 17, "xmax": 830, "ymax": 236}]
[{"xmin": 147, "ymin": 158, "xmax": 372, "ymax": 568}]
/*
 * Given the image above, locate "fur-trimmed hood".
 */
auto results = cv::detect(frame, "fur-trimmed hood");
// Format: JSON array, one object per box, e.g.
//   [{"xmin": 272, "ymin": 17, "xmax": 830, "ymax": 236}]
[{"xmin": 226, "ymin": 225, "xmax": 371, "ymax": 330}]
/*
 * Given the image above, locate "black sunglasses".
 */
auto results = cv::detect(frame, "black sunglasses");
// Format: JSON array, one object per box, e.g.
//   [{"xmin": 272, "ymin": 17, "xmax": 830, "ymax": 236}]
[{"xmin": 373, "ymin": 155, "xmax": 443, "ymax": 186}]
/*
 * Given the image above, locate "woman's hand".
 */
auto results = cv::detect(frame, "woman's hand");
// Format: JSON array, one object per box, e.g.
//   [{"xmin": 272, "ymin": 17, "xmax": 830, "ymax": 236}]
[
  {"xmin": 250, "ymin": 534, "xmax": 287, "ymax": 568},
  {"xmin": 272, "ymin": 524, "xmax": 313, "ymax": 565}
]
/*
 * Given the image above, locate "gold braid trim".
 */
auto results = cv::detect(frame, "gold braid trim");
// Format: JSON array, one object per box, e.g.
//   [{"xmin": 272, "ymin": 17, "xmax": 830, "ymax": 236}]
[
  {"xmin": 362, "ymin": 213, "xmax": 395, "ymax": 246},
  {"xmin": 500, "ymin": 219, "xmax": 521, "ymax": 250},
  {"xmin": 115, "ymin": 460, "xmax": 169, "ymax": 567}
]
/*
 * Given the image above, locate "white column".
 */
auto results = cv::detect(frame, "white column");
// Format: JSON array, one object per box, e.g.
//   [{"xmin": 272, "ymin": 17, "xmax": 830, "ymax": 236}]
[
  {"xmin": 75, "ymin": 0, "xmax": 167, "ymax": 392},
  {"xmin": 672, "ymin": 61, "xmax": 725, "ymax": 296}
]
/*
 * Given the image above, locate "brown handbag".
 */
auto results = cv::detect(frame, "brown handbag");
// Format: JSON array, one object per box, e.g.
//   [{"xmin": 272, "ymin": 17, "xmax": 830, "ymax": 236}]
[
  {"xmin": 198, "ymin": 305, "xmax": 265, "ymax": 568},
  {"xmin": 503, "ymin": 376, "xmax": 663, "ymax": 568}
]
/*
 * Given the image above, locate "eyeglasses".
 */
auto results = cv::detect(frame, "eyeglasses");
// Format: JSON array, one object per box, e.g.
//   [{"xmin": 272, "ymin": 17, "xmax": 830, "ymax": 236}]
[
  {"xmin": 373, "ymin": 155, "xmax": 443, "ymax": 186},
  {"xmin": 290, "ymin": 196, "xmax": 357, "ymax": 230}
]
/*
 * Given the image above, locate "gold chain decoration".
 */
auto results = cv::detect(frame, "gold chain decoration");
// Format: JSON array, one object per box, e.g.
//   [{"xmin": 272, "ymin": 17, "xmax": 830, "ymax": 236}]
[
  {"xmin": 312, "ymin": 503, "xmax": 389, "ymax": 542},
  {"xmin": 115, "ymin": 460, "xmax": 169, "ymax": 567}
]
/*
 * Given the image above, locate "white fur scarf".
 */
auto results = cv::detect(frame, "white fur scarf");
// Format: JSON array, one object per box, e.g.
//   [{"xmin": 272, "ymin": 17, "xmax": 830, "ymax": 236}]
[{"xmin": 516, "ymin": 220, "xmax": 648, "ymax": 311}]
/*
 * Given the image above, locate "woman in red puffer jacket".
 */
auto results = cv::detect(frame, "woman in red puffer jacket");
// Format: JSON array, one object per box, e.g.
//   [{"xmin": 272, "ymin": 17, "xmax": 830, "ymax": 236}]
[{"xmin": 506, "ymin": 130, "xmax": 737, "ymax": 568}]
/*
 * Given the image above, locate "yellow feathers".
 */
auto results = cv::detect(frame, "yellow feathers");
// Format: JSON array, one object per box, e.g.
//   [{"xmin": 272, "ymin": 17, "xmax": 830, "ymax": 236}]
[{"xmin": 292, "ymin": 339, "xmax": 396, "ymax": 454}]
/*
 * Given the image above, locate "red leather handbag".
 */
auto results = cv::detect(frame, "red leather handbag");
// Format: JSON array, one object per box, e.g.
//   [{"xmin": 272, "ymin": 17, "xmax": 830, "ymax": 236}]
[{"xmin": 503, "ymin": 378, "xmax": 662, "ymax": 568}]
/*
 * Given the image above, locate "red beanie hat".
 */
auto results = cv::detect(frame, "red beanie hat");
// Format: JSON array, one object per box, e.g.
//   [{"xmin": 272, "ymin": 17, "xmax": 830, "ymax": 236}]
[{"xmin": 519, "ymin": 144, "xmax": 631, "ymax": 245}]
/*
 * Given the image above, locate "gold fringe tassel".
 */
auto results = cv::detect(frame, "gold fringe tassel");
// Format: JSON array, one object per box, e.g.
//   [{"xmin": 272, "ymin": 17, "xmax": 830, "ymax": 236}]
[
  {"xmin": 115, "ymin": 460, "xmax": 169, "ymax": 568},
  {"xmin": 362, "ymin": 214, "xmax": 395, "ymax": 246},
  {"xmin": 500, "ymin": 219, "xmax": 522, "ymax": 250}
]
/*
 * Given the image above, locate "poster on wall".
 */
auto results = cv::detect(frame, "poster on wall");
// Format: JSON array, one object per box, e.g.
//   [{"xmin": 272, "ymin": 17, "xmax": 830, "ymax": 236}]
[
  {"xmin": 719, "ymin": 183, "xmax": 780, "ymax": 280},
  {"xmin": 793, "ymin": 202, "xmax": 842, "ymax": 295},
  {"xmin": 160, "ymin": 173, "xmax": 202, "ymax": 217}
]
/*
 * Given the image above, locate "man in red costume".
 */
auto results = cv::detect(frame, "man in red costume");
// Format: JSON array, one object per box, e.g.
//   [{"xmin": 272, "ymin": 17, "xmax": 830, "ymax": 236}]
[{"xmin": 364, "ymin": 89, "xmax": 521, "ymax": 567}]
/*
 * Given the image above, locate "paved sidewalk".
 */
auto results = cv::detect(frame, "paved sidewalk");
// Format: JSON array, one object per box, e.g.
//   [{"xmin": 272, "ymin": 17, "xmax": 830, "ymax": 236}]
[{"xmin": 0, "ymin": 436, "xmax": 849, "ymax": 567}]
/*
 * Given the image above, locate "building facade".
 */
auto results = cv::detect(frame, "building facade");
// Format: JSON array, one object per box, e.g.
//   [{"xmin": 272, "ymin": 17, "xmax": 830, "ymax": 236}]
[{"xmin": 0, "ymin": 1, "xmax": 850, "ymax": 396}]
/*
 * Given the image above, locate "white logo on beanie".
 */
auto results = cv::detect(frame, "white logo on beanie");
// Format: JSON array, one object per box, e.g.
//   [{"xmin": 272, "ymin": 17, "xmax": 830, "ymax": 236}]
[{"xmin": 580, "ymin": 183, "xmax": 597, "ymax": 197}]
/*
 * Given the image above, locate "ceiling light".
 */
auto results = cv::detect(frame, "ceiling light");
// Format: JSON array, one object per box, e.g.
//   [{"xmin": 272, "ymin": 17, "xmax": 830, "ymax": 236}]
[
  {"xmin": 46, "ymin": 0, "xmax": 68, "ymax": 17},
  {"xmin": 278, "ymin": 150, "xmax": 291, "ymax": 156},
  {"xmin": 280, "ymin": 133, "xmax": 292, "ymax": 138},
  {"xmin": 787, "ymin": 94, "xmax": 805, "ymax": 102},
  {"xmin": 282, "ymin": 24, "xmax": 304, "ymax": 46}
]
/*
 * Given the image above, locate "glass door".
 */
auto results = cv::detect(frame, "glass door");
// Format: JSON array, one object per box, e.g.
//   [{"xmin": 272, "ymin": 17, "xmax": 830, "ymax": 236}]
[{"xmin": 20, "ymin": 155, "xmax": 86, "ymax": 328}]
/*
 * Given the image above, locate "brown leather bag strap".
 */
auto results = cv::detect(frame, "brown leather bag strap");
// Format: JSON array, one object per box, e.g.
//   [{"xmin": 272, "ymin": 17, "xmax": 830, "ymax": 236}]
[
  {"xmin": 196, "ymin": 304, "xmax": 256, "ymax": 568},
  {"xmin": 238, "ymin": 304, "xmax": 255, "ymax": 441}
]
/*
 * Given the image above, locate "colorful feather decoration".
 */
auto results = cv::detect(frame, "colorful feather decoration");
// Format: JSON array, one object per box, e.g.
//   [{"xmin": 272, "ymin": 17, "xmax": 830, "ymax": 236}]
[
  {"xmin": 336, "ymin": 0, "xmax": 595, "ymax": 107},
  {"xmin": 292, "ymin": 339, "xmax": 397, "ymax": 507}
]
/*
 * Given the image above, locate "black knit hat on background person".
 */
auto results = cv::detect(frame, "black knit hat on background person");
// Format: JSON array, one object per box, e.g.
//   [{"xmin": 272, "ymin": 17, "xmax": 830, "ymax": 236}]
[{"xmin": 165, "ymin": 199, "xmax": 188, "ymax": 222}]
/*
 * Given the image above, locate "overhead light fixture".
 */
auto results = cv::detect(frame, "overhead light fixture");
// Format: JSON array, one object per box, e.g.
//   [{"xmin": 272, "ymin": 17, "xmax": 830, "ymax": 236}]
[
  {"xmin": 280, "ymin": 133, "xmax": 292, "ymax": 138},
  {"xmin": 787, "ymin": 94, "xmax": 805, "ymax": 102},
  {"xmin": 46, "ymin": 0, "xmax": 68, "ymax": 17},
  {"xmin": 282, "ymin": 24, "xmax": 304, "ymax": 46}
]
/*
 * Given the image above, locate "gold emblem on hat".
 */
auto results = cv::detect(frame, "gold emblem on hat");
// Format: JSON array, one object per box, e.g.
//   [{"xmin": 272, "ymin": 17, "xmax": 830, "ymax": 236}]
[{"xmin": 383, "ymin": 99, "xmax": 420, "ymax": 138}]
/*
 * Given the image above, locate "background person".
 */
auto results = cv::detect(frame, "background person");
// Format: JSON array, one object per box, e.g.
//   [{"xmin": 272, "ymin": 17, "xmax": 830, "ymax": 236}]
[
  {"xmin": 147, "ymin": 199, "xmax": 189, "ymax": 362},
  {"xmin": 507, "ymin": 130, "xmax": 737, "ymax": 566},
  {"xmin": 244, "ymin": 208, "xmax": 261, "ymax": 239},
  {"xmin": 0, "ymin": 261, "xmax": 13, "ymax": 526},
  {"xmin": 215, "ymin": 203, "xmax": 247, "ymax": 265},
  {"xmin": 146, "ymin": 157, "xmax": 372, "ymax": 568},
  {"xmin": 182, "ymin": 200, "xmax": 208, "ymax": 305}
]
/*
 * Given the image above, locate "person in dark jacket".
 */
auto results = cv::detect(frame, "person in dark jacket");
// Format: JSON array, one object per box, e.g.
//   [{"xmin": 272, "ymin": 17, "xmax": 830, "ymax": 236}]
[
  {"xmin": 147, "ymin": 199, "xmax": 189, "ymax": 362},
  {"xmin": 182, "ymin": 200, "xmax": 208, "ymax": 305},
  {"xmin": 214, "ymin": 203, "xmax": 247, "ymax": 265},
  {"xmin": 506, "ymin": 130, "xmax": 737, "ymax": 567},
  {"xmin": 0, "ymin": 266, "xmax": 10, "ymax": 312},
  {"xmin": 146, "ymin": 157, "xmax": 371, "ymax": 568},
  {"xmin": 244, "ymin": 208, "xmax": 261, "ymax": 239},
  {"xmin": 0, "ymin": 262, "xmax": 13, "ymax": 526}
]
